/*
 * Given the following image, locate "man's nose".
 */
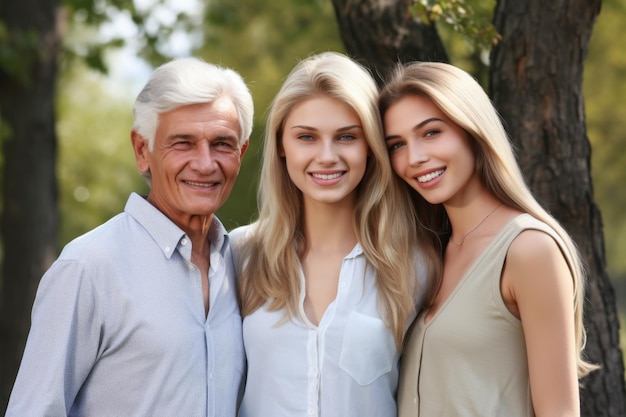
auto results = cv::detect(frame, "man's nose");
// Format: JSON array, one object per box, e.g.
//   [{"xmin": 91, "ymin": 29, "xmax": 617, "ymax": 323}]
[{"xmin": 190, "ymin": 141, "xmax": 216, "ymax": 172}]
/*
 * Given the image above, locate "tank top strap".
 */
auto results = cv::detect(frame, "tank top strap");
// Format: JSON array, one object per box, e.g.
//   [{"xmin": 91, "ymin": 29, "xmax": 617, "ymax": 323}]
[{"xmin": 486, "ymin": 213, "xmax": 572, "ymax": 276}]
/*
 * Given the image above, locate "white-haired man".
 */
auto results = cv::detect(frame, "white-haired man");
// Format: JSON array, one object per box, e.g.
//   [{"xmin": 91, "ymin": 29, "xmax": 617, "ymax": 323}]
[{"xmin": 6, "ymin": 57, "xmax": 253, "ymax": 417}]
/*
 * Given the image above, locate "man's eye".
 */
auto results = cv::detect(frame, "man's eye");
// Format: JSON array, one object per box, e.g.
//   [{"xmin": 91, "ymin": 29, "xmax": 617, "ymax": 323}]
[{"xmin": 213, "ymin": 140, "xmax": 238, "ymax": 152}]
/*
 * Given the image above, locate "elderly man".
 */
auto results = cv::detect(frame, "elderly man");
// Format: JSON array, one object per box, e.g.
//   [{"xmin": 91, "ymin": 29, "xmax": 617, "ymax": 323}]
[{"xmin": 6, "ymin": 57, "xmax": 253, "ymax": 417}]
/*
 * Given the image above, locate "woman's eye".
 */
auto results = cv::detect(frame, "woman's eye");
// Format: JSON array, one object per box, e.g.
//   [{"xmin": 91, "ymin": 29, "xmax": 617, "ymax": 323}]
[
  {"xmin": 298, "ymin": 134, "xmax": 315, "ymax": 141},
  {"xmin": 387, "ymin": 141, "xmax": 405, "ymax": 152},
  {"xmin": 424, "ymin": 129, "xmax": 440, "ymax": 138},
  {"xmin": 339, "ymin": 134, "xmax": 359, "ymax": 142}
]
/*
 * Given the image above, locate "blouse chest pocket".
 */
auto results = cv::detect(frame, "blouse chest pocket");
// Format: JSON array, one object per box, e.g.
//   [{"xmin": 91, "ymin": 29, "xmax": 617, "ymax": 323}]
[{"xmin": 339, "ymin": 312, "xmax": 396, "ymax": 385}]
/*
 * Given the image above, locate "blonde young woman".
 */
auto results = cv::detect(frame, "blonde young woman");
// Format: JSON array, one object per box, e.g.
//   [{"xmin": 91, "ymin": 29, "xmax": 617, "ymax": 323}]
[
  {"xmin": 231, "ymin": 52, "xmax": 436, "ymax": 417},
  {"xmin": 379, "ymin": 62, "xmax": 597, "ymax": 417}
]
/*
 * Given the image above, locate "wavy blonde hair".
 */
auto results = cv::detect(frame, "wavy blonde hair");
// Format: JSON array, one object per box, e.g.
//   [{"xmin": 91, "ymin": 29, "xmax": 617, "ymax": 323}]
[
  {"xmin": 237, "ymin": 52, "xmax": 437, "ymax": 348},
  {"xmin": 378, "ymin": 61, "xmax": 597, "ymax": 376}
]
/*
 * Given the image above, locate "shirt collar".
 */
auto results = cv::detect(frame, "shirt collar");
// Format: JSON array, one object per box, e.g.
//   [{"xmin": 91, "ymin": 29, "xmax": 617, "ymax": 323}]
[
  {"xmin": 124, "ymin": 192, "xmax": 229, "ymax": 259},
  {"xmin": 208, "ymin": 215, "xmax": 229, "ymax": 256},
  {"xmin": 345, "ymin": 243, "xmax": 364, "ymax": 259}
]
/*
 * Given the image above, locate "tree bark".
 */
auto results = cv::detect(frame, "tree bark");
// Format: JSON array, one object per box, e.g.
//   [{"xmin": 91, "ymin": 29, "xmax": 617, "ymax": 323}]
[
  {"xmin": 333, "ymin": 0, "xmax": 626, "ymax": 415},
  {"xmin": 331, "ymin": 0, "xmax": 448, "ymax": 87},
  {"xmin": 490, "ymin": 1, "xmax": 625, "ymax": 415},
  {"xmin": 0, "ymin": 0, "xmax": 61, "ymax": 409}
]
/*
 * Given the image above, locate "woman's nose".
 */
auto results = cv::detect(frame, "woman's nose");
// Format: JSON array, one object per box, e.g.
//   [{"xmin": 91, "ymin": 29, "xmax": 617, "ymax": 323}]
[
  {"xmin": 317, "ymin": 140, "xmax": 339, "ymax": 163},
  {"xmin": 408, "ymin": 140, "xmax": 428, "ymax": 166}
]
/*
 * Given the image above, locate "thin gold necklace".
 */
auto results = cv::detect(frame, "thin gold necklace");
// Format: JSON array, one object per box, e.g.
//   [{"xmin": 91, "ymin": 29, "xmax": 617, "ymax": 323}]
[{"xmin": 451, "ymin": 204, "xmax": 503, "ymax": 247}]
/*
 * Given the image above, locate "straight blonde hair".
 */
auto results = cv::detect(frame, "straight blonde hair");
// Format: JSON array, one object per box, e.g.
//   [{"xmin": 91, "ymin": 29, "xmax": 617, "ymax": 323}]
[
  {"xmin": 237, "ymin": 52, "xmax": 437, "ymax": 348},
  {"xmin": 379, "ymin": 61, "xmax": 597, "ymax": 376}
]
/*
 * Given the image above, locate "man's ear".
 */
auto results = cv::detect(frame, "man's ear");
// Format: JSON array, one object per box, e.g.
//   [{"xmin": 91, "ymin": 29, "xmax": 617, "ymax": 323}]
[
  {"xmin": 239, "ymin": 140, "xmax": 249, "ymax": 161},
  {"xmin": 131, "ymin": 130, "xmax": 151, "ymax": 174}
]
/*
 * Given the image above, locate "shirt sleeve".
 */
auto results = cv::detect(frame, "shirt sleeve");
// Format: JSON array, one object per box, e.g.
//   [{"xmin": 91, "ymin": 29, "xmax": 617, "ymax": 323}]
[{"xmin": 6, "ymin": 259, "xmax": 102, "ymax": 416}]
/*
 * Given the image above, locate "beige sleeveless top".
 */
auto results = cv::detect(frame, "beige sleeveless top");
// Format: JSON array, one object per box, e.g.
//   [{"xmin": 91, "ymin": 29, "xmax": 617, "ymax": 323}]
[{"xmin": 398, "ymin": 214, "xmax": 569, "ymax": 417}]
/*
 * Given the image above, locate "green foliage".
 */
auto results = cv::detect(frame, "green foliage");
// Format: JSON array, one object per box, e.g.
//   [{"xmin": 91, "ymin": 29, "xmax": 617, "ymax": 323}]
[
  {"xmin": 0, "ymin": 0, "xmax": 137, "ymax": 85},
  {"xmin": 407, "ymin": 0, "xmax": 496, "ymax": 88},
  {"xmin": 57, "ymin": 61, "xmax": 148, "ymax": 245},
  {"xmin": 583, "ymin": 0, "xmax": 626, "ymax": 279},
  {"xmin": 0, "ymin": 21, "xmax": 42, "ymax": 86},
  {"xmin": 60, "ymin": 0, "xmax": 202, "ymax": 73},
  {"xmin": 411, "ymin": 0, "xmax": 500, "ymax": 54},
  {"xmin": 59, "ymin": 0, "xmax": 134, "ymax": 73},
  {"xmin": 621, "ymin": 310, "xmax": 626, "ymax": 368},
  {"xmin": 0, "ymin": 115, "xmax": 11, "ymax": 146}
]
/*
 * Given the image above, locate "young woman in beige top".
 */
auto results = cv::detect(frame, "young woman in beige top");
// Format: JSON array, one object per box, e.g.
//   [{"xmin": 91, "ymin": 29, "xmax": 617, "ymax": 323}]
[{"xmin": 379, "ymin": 62, "xmax": 597, "ymax": 417}]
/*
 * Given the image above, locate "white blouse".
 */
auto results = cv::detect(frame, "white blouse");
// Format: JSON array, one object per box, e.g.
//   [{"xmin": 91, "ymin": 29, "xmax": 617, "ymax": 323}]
[{"xmin": 232, "ymin": 226, "xmax": 425, "ymax": 417}]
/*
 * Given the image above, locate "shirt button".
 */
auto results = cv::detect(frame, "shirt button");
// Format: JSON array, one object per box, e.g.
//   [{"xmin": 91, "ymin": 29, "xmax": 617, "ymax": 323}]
[
  {"xmin": 181, "ymin": 238, "xmax": 188, "ymax": 245},
  {"xmin": 308, "ymin": 409, "xmax": 315, "ymax": 415},
  {"xmin": 164, "ymin": 246, "xmax": 171, "ymax": 253}
]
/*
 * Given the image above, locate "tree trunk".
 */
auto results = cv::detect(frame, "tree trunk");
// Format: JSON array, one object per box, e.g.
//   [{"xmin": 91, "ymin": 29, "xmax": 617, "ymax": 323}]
[
  {"xmin": 331, "ymin": 0, "xmax": 448, "ymax": 87},
  {"xmin": 333, "ymin": 0, "xmax": 626, "ymax": 415},
  {"xmin": 490, "ymin": 1, "xmax": 625, "ymax": 415},
  {"xmin": 0, "ymin": 0, "xmax": 61, "ymax": 409}
]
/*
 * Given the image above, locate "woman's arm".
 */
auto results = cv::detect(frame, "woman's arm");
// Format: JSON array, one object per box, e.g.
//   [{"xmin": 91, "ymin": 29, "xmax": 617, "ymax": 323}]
[{"xmin": 502, "ymin": 229, "xmax": 580, "ymax": 417}]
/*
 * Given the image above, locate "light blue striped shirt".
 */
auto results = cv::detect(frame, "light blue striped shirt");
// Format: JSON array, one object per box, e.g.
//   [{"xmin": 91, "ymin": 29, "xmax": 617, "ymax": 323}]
[{"xmin": 6, "ymin": 193, "xmax": 244, "ymax": 417}]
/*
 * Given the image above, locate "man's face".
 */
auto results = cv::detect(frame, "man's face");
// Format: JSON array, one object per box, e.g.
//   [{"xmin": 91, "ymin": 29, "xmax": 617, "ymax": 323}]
[{"xmin": 132, "ymin": 98, "xmax": 248, "ymax": 229}]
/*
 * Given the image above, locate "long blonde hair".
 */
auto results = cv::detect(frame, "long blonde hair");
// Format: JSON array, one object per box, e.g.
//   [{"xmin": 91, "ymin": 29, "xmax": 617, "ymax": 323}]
[
  {"xmin": 379, "ymin": 61, "xmax": 597, "ymax": 376},
  {"xmin": 237, "ymin": 52, "xmax": 437, "ymax": 348}
]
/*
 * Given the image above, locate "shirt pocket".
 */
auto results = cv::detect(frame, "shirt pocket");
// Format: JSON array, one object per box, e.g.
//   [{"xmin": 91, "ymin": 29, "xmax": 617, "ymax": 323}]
[{"xmin": 339, "ymin": 312, "xmax": 396, "ymax": 385}]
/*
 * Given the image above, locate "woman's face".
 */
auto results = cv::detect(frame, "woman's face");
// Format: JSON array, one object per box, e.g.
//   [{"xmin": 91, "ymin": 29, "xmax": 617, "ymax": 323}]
[
  {"xmin": 280, "ymin": 95, "xmax": 369, "ymax": 209},
  {"xmin": 383, "ymin": 94, "xmax": 480, "ymax": 206}
]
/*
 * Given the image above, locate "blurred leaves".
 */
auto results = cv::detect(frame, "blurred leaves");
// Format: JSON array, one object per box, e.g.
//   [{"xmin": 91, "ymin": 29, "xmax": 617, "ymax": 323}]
[
  {"xmin": 0, "ymin": 22, "xmax": 42, "ymax": 85},
  {"xmin": 583, "ymin": 0, "xmax": 626, "ymax": 278},
  {"xmin": 59, "ymin": 0, "xmax": 203, "ymax": 74},
  {"xmin": 56, "ymin": 61, "xmax": 148, "ymax": 245},
  {"xmin": 411, "ymin": 0, "xmax": 500, "ymax": 54}
]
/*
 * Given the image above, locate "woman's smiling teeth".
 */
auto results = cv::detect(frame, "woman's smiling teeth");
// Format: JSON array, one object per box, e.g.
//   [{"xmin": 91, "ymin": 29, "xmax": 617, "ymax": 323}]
[
  {"xmin": 311, "ymin": 172, "xmax": 343, "ymax": 180},
  {"xmin": 417, "ymin": 169, "xmax": 445, "ymax": 183}
]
